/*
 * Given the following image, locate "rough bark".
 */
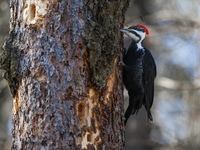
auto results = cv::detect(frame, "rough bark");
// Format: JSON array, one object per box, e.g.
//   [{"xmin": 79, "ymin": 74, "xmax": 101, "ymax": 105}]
[{"xmin": 0, "ymin": 0, "xmax": 130, "ymax": 149}]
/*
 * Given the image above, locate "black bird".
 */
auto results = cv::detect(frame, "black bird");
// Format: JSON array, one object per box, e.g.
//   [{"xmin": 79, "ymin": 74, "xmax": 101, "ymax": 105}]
[{"xmin": 119, "ymin": 24, "xmax": 156, "ymax": 125}]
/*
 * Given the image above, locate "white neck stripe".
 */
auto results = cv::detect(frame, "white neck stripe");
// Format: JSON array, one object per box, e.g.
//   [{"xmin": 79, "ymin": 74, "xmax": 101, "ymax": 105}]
[{"xmin": 136, "ymin": 42, "xmax": 143, "ymax": 50}]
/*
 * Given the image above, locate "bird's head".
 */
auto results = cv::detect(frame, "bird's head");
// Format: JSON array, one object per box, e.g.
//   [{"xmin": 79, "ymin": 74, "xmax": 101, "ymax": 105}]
[{"xmin": 120, "ymin": 24, "xmax": 149, "ymax": 43}]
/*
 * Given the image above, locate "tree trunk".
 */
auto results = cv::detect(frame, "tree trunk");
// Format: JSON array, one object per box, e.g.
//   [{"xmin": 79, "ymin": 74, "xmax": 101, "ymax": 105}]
[{"xmin": 1, "ymin": 0, "xmax": 130, "ymax": 149}]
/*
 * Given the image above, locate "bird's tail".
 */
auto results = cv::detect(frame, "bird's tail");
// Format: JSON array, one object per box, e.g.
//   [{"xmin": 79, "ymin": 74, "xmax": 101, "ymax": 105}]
[
  {"xmin": 124, "ymin": 97, "xmax": 136, "ymax": 125},
  {"xmin": 124, "ymin": 92, "xmax": 143, "ymax": 125}
]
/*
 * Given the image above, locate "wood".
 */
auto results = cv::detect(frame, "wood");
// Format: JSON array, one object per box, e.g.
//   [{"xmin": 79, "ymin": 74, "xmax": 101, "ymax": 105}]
[{"xmin": 1, "ymin": 0, "xmax": 130, "ymax": 149}]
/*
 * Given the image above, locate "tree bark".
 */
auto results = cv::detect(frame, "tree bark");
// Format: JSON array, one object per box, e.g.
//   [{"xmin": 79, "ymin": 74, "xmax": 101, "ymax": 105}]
[{"xmin": 1, "ymin": 0, "xmax": 130, "ymax": 149}]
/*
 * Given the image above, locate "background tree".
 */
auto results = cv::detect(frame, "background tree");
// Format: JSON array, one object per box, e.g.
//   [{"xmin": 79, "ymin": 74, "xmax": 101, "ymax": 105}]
[{"xmin": 0, "ymin": 0, "xmax": 130, "ymax": 149}]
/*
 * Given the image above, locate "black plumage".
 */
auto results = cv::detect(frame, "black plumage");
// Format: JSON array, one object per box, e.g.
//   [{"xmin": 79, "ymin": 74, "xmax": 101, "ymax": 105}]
[{"xmin": 120, "ymin": 25, "xmax": 156, "ymax": 125}]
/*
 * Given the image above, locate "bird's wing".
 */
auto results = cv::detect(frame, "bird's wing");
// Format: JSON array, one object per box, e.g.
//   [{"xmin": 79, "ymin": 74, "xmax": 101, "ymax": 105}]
[{"xmin": 142, "ymin": 48, "xmax": 156, "ymax": 108}]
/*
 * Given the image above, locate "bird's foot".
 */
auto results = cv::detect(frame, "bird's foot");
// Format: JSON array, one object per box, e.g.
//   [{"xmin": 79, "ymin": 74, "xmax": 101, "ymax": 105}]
[
  {"xmin": 117, "ymin": 61, "xmax": 125, "ymax": 67},
  {"xmin": 117, "ymin": 52, "xmax": 125, "ymax": 67}
]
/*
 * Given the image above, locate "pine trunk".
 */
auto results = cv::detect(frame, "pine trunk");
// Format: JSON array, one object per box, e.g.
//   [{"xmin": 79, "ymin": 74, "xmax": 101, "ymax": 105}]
[{"xmin": 1, "ymin": 0, "xmax": 130, "ymax": 149}]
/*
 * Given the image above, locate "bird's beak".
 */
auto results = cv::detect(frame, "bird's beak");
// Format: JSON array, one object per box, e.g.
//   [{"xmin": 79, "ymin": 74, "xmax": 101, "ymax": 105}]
[
  {"xmin": 120, "ymin": 28, "xmax": 141, "ymax": 43},
  {"xmin": 120, "ymin": 29, "xmax": 133, "ymax": 36},
  {"xmin": 120, "ymin": 28, "xmax": 131, "ymax": 33}
]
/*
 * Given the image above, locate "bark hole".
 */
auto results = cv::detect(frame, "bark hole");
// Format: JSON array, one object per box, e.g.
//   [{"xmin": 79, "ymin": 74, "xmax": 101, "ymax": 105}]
[
  {"xmin": 40, "ymin": 114, "xmax": 44, "ymax": 120},
  {"xmin": 66, "ymin": 87, "xmax": 73, "ymax": 96},
  {"xmin": 30, "ymin": 4, "xmax": 36, "ymax": 21},
  {"xmin": 87, "ymin": 133, "xmax": 93, "ymax": 142},
  {"xmin": 78, "ymin": 43, "xmax": 83, "ymax": 50},
  {"xmin": 78, "ymin": 103, "xmax": 85, "ymax": 123},
  {"xmin": 41, "ymin": 140, "xmax": 47, "ymax": 146},
  {"xmin": 86, "ymin": 103, "xmax": 89, "ymax": 116}
]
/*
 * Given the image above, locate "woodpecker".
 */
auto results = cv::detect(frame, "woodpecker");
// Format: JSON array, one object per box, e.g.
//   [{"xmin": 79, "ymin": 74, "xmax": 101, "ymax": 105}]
[{"xmin": 119, "ymin": 24, "xmax": 156, "ymax": 125}]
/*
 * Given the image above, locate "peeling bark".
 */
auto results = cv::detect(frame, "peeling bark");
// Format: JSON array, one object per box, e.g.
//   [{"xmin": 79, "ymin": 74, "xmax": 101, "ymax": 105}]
[{"xmin": 1, "ymin": 0, "xmax": 130, "ymax": 149}]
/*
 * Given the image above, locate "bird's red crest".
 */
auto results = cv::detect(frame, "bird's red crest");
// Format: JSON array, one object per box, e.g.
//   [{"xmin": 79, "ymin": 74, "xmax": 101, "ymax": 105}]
[{"xmin": 137, "ymin": 24, "xmax": 149, "ymax": 35}]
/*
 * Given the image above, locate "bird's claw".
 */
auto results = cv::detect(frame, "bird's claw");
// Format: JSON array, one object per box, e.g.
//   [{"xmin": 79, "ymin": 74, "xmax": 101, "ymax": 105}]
[
  {"xmin": 117, "ymin": 52, "xmax": 125, "ymax": 67},
  {"xmin": 117, "ymin": 61, "xmax": 125, "ymax": 67}
]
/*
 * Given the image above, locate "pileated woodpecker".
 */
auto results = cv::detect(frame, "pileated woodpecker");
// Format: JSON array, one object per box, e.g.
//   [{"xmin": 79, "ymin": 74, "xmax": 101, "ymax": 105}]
[{"xmin": 119, "ymin": 24, "xmax": 156, "ymax": 125}]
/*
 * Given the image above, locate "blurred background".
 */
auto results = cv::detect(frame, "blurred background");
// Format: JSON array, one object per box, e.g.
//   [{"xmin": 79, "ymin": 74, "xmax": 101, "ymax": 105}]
[
  {"xmin": 0, "ymin": 0, "xmax": 12, "ymax": 149},
  {"xmin": 1, "ymin": 0, "xmax": 200, "ymax": 149},
  {"xmin": 124, "ymin": 0, "xmax": 200, "ymax": 150}
]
